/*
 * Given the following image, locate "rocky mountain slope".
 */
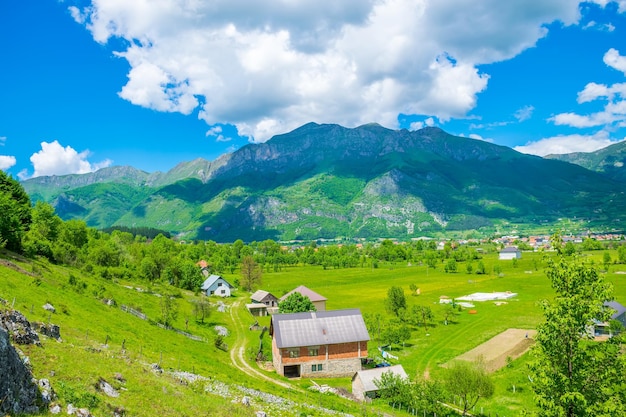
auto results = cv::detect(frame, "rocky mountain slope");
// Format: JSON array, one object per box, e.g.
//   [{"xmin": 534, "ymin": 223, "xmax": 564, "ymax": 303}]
[{"xmin": 21, "ymin": 123, "xmax": 626, "ymax": 241}]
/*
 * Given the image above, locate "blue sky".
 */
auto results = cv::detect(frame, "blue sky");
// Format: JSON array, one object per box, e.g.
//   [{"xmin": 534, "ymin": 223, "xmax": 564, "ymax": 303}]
[{"xmin": 2, "ymin": 1, "xmax": 626, "ymax": 179}]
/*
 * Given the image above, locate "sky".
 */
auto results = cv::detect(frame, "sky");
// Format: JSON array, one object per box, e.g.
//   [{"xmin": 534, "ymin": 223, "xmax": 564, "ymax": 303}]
[{"xmin": 2, "ymin": 0, "xmax": 626, "ymax": 179}]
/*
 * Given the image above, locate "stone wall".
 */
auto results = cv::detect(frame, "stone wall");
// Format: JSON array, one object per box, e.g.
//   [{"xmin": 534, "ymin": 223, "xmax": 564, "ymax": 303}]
[{"xmin": 0, "ymin": 327, "xmax": 40, "ymax": 414}]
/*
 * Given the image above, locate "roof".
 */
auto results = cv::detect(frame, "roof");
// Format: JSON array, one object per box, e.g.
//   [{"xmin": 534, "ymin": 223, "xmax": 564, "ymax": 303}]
[
  {"xmin": 500, "ymin": 247, "xmax": 519, "ymax": 253},
  {"xmin": 200, "ymin": 274, "xmax": 233, "ymax": 290},
  {"xmin": 271, "ymin": 309, "xmax": 369, "ymax": 348},
  {"xmin": 353, "ymin": 365, "xmax": 408, "ymax": 392},
  {"xmin": 280, "ymin": 285, "xmax": 327, "ymax": 302},
  {"xmin": 251, "ymin": 290, "xmax": 276, "ymax": 302},
  {"xmin": 605, "ymin": 301, "xmax": 626, "ymax": 319}
]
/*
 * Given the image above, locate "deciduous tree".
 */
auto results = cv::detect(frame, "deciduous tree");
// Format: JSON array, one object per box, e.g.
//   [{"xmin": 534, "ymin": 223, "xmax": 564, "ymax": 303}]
[
  {"xmin": 443, "ymin": 360, "xmax": 494, "ymax": 416},
  {"xmin": 278, "ymin": 292, "xmax": 316, "ymax": 313},
  {"xmin": 385, "ymin": 286, "xmax": 406, "ymax": 317},
  {"xmin": 240, "ymin": 255, "xmax": 262, "ymax": 292},
  {"xmin": 529, "ymin": 234, "xmax": 626, "ymax": 417}
]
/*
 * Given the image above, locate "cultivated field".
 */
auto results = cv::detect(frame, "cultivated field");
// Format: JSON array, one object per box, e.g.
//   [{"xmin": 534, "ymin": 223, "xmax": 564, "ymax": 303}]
[{"xmin": 450, "ymin": 328, "xmax": 537, "ymax": 372}]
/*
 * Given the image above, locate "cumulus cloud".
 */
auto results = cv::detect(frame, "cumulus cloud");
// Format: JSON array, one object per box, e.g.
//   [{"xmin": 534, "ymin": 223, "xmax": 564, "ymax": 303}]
[
  {"xmin": 604, "ymin": 48, "xmax": 626, "ymax": 74},
  {"xmin": 28, "ymin": 141, "xmax": 113, "ymax": 178},
  {"xmin": 70, "ymin": 0, "xmax": 591, "ymax": 141},
  {"xmin": 0, "ymin": 155, "xmax": 16, "ymax": 170},
  {"xmin": 514, "ymin": 131, "xmax": 622, "ymax": 156},
  {"xmin": 550, "ymin": 49, "xmax": 626, "ymax": 131},
  {"xmin": 206, "ymin": 125, "xmax": 231, "ymax": 142}
]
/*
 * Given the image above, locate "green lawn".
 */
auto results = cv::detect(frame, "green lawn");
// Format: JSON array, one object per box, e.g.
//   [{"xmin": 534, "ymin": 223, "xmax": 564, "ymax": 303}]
[{"xmin": 2, "ymin": 248, "xmax": 626, "ymax": 416}]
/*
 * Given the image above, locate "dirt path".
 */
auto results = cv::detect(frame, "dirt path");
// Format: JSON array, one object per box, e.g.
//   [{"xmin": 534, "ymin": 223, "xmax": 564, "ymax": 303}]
[{"xmin": 228, "ymin": 300, "xmax": 300, "ymax": 392}]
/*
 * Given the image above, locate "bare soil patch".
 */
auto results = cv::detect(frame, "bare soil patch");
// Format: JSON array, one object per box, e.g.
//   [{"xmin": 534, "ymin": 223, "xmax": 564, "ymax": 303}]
[{"xmin": 450, "ymin": 328, "xmax": 537, "ymax": 372}]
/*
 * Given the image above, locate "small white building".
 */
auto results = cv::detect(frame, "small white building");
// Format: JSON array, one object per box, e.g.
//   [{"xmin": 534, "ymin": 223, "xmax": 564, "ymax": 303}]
[
  {"xmin": 499, "ymin": 246, "xmax": 521, "ymax": 260},
  {"xmin": 201, "ymin": 274, "xmax": 233, "ymax": 297},
  {"xmin": 352, "ymin": 365, "xmax": 408, "ymax": 401}
]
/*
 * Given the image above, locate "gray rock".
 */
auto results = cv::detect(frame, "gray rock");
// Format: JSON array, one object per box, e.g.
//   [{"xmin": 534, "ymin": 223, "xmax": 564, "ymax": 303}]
[
  {"xmin": 0, "ymin": 309, "xmax": 40, "ymax": 345},
  {"xmin": 214, "ymin": 325, "xmax": 229, "ymax": 336},
  {"xmin": 49, "ymin": 403, "xmax": 62, "ymax": 414},
  {"xmin": 43, "ymin": 303, "xmax": 56, "ymax": 313},
  {"xmin": 97, "ymin": 378, "xmax": 120, "ymax": 398},
  {"xmin": 33, "ymin": 322, "xmax": 61, "ymax": 340}
]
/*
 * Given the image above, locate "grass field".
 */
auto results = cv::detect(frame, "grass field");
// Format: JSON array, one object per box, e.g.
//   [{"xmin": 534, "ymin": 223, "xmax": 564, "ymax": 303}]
[
  {"xmin": 2, "ymin": 247, "xmax": 626, "ymax": 416},
  {"xmin": 237, "ymin": 249, "xmax": 626, "ymax": 415}
]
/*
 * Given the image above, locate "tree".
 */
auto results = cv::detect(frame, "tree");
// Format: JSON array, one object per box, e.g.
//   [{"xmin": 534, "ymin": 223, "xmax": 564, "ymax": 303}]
[
  {"xmin": 0, "ymin": 193, "xmax": 24, "ymax": 252},
  {"xmin": 529, "ymin": 234, "xmax": 626, "ymax": 417},
  {"xmin": 160, "ymin": 294, "xmax": 179, "ymax": 328},
  {"xmin": 385, "ymin": 286, "xmax": 406, "ymax": 317},
  {"xmin": 411, "ymin": 305, "xmax": 433, "ymax": 332},
  {"xmin": 374, "ymin": 370, "xmax": 412, "ymax": 409},
  {"xmin": 442, "ymin": 303, "xmax": 460, "ymax": 325},
  {"xmin": 443, "ymin": 360, "xmax": 494, "ymax": 416},
  {"xmin": 278, "ymin": 292, "xmax": 316, "ymax": 313},
  {"xmin": 444, "ymin": 258, "xmax": 457, "ymax": 273},
  {"xmin": 240, "ymin": 255, "xmax": 262, "ymax": 291},
  {"xmin": 192, "ymin": 298, "xmax": 211, "ymax": 324},
  {"xmin": 381, "ymin": 321, "xmax": 411, "ymax": 348}
]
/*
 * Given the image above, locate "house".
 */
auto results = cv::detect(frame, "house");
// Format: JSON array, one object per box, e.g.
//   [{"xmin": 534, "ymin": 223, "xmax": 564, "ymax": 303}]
[
  {"xmin": 499, "ymin": 246, "xmax": 521, "ymax": 260},
  {"xmin": 593, "ymin": 301, "xmax": 626, "ymax": 337},
  {"xmin": 247, "ymin": 290, "xmax": 279, "ymax": 316},
  {"xmin": 201, "ymin": 274, "xmax": 233, "ymax": 297},
  {"xmin": 280, "ymin": 285, "xmax": 327, "ymax": 311},
  {"xmin": 270, "ymin": 309, "xmax": 370, "ymax": 378},
  {"xmin": 352, "ymin": 365, "xmax": 408, "ymax": 401},
  {"xmin": 251, "ymin": 290, "xmax": 278, "ymax": 307}
]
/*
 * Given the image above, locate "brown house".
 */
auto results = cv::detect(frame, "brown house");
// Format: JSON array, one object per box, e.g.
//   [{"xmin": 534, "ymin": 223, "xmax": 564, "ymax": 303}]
[
  {"xmin": 270, "ymin": 309, "xmax": 369, "ymax": 378},
  {"xmin": 280, "ymin": 285, "xmax": 327, "ymax": 311}
]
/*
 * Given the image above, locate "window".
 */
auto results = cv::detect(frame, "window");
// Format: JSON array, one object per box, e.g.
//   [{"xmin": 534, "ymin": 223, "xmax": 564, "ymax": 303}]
[
  {"xmin": 220, "ymin": 290, "xmax": 226, "ymax": 294},
  {"xmin": 286, "ymin": 349, "xmax": 299, "ymax": 358},
  {"xmin": 217, "ymin": 282, "xmax": 223, "ymax": 287},
  {"xmin": 308, "ymin": 347, "xmax": 319, "ymax": 356},
  {"xmin": 311, "ymin": 364, "xmax": 323, "ymax": 372}
]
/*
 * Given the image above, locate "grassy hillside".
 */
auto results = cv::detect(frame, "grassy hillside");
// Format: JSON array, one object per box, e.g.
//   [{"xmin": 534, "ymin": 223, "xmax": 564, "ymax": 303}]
[{"xmin": 2, "ymin": 247, "xmax": 626, "ymax": 416}]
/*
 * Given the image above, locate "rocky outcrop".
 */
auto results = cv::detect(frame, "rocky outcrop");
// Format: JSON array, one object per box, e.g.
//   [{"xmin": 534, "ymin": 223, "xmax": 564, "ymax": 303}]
[
  {"xmin": 0, "ymin": 327, "xmax": 40, "ymax": 414},
  {"xmin": 0, "ymin": 309, "xmax": 40, "ymax": 345}
]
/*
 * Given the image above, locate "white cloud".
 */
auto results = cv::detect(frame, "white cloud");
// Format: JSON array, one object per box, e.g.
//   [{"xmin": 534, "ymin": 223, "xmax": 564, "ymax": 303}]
[
  {"xmin": 0, "ymin": 136, "xmax": 6, "ymax": 146},
  {"xmin": 514, "ymin": 131, "xmax": 622, "ymax": 156},
  {"xmin": 514, "ymin": 105, "xmax": 535, "ymax": 122},
  {"xmin": 71, "ymin": 0, "xmax": 591, "ymax": 141},
  {"xmin": 409, "ymin": 121, "xmax": 424, "ymax": 131},
  {"xmin": 551, "ymin": 49, "xmax": 626, "ymax": 130},
  {"xmin": 206, "ymin": 125, "xmax": 231, "ymax": 142},
  {"xmin": 28, "ymin": 141, "xmax": 113, "ymax": 178},
  {"xmin": 0, "ymin": 155, "xmax": 16, "ymax": 170},
  {"xmin": 604, "ymin": 48, "xmax": 626, "ymax": 74}
]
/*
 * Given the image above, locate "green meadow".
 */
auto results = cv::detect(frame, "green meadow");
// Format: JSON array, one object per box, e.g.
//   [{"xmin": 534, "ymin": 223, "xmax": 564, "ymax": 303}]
[{"xmin": 2, "ymin": 247, "xmax": 626, "ymax": 416}]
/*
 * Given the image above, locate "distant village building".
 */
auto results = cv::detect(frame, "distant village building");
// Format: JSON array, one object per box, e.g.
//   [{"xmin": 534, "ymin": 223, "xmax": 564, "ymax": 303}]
[
  {"xmin": 270, "ymin": 309, "xmax": 369, "ymax": 378},
  {"xmin": 352, "ymin": 365, "xmax": 408, "ymax": 401},
  {"xmin": 280, "ymin": 285, "xmax": 327, "ymax": 311},
  {"xmin": 499, "ymin": 246, "xmax": 521, "ymax": 260}
]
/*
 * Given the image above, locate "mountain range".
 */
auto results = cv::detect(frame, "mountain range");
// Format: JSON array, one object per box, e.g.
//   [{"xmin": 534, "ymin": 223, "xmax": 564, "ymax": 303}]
[{"xmin": 21, "ymin": 123, "xmax": 626, "ymax": 242}]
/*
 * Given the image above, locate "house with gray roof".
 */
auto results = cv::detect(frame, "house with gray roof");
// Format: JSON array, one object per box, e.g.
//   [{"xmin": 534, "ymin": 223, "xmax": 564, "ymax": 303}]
[
  {"xmin": 247, "ymin": 290, "xmax": 279, "ymax": 316},
  {"xmin": 280, "ymin": 285, "xmax": 327, "ymax": 311},
  {"xmin": 499, "ymin": 246, "xmax": 521, "ymax": 260},
  {"xmin": 593, "ymin": 300, "xmax": 626, "ymax": 337},
  {"xmin": 200, "ymin": 274, "xmax": 233, "ymax": 297},
  {"xmin": 352, "ymin": 365, "xmax": 408, "ymax": 401},
  {"xmin": 270, "ymin": 309, "xmax": 369, "ymax": 378}
]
